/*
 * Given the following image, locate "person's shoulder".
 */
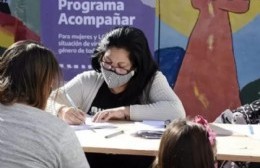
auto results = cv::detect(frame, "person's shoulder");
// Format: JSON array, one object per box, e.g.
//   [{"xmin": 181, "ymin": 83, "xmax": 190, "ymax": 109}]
[
  {"xmin": 152, "ymin": 71, "xmax": 166, "ymax": 81},
  {"xmin": 13, "ymin": 103, "xmax": 70, "ymax": 130},
  {"xmin": 76, "ymin": 70, "xmax": 103, "ymax": 81},
  {"xmin": 148, "ymin": 71, "xmax": 169, "ymax": 88},
  {"xmin": 154, "ymin": 71, "xmax": 164, "ymax": 77}
]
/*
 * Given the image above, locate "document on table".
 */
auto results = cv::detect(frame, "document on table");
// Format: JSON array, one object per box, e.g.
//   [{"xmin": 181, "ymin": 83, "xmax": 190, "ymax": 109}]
[
  {"xmin": 210, "ymin": 123, "xmax": 260, "ymax": 139},
  {"xmin": 135, "ymin": 120, "xmax": 168, "ymax": 129},
  {"xmin": 141, "ymin": 120, "xmax": 166, "ymax": 128},
  {"xmin": 70, "ymin": 118, "xmax": 117, "ymax": 131},
  {"xmin": 134, "ymin": 120, "xmax": 166, "ymax": 139}
]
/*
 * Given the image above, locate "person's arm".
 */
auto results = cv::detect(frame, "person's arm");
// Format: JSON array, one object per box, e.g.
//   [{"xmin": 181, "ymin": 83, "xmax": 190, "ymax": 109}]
[
  {"xmin": 59, "ymin": 127, "xmax": 90, "ymax": 168},
  {"xmin": 45, "ymin": 73, "xmax": 86, "ymax": 124},
  {"xmin": 46, "ymin": 71, "xmax": 102, "ymax": 124},
  {"xmin": 92, "ymin": 106, "xmax": 130, "ymax": 122},
  {"xmin": 92, "ymin": 72, "xmax": 185, "ymax": 122},
  {"xmin": 130, "ymin": 71, "xmax": 186, "ymax": 121},
  {"xmin": 46, "ymin": 74, "xmax": 84, "ymax": 115}
]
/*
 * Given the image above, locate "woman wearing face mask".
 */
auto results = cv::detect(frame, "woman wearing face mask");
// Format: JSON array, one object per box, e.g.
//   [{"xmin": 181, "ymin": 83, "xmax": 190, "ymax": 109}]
[{"xmin": 46, "ymin": 26, "xmax": 185, "ymax": 125}]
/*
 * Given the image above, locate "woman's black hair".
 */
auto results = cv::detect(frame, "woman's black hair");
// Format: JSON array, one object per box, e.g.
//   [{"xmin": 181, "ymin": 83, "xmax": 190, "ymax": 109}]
[{"xmin": 91, "ymin": 26, "xmax": 158, "ymax": 104}]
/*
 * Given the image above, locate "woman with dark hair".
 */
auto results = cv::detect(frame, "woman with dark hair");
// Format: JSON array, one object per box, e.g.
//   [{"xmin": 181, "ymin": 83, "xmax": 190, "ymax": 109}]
[
  {"xmin": 153, "ymin": 116, "xmax": 217, "ymax": 168},
  {"xmin": 47, "ymin": 26, "xmax": 185, "ymax": 125},
  {"xmin": 0, "ymin": 40, "xmax": 90, "ymax": 168}
]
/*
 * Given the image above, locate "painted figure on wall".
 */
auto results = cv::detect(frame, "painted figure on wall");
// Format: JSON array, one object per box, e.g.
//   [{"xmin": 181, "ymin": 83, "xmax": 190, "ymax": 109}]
[{"xmin": 174, "ymin": 0, "xmax": 250, "ymax": 121}]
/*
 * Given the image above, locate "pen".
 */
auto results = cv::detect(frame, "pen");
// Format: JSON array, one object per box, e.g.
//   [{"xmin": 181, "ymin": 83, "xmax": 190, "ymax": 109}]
[
  {"xmin": 105, "ymin": 130, "xmax": 124, "ymax": 139},
  {"xmin": 66, "ymin": 93, "xmax": 95, "ymax": 132},
  {"xmin": 249, "ymin": 124, "xmax": 254, "ymax": 135},
  {"xmin": 65, "ymin": 93, "xmax": 77, "ymax": 109}
]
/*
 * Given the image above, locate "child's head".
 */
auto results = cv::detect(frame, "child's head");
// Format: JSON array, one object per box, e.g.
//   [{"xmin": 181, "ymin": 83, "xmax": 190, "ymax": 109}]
[{"xmin": 155, "ymin": 116, "xmax": 216, "ymax": 168}]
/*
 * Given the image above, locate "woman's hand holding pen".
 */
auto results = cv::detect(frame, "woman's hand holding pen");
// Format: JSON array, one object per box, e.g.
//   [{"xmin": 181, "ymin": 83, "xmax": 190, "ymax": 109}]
[
  {"xmin": 58, "ymin": 106, "xmax": 86, "ymax": 125},
  {"xmin": 92, "ymin": 106, "xmax": 130, "ymax": 122}
]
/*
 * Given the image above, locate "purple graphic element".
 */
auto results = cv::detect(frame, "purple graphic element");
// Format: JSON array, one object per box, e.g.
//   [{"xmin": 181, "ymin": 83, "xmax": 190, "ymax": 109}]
[{"xmin": 41, "ymin": 0, "xmax": 155, "ymax": 80}]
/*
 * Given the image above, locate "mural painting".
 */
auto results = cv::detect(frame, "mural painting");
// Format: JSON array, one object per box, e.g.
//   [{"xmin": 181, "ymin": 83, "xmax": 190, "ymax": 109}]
[
  {"xmin": 156, "ymin": 0, "xmax": 260, "ymax": 121},
  {"xmin": 0, "ymin": 1, "xmax": 40, "ymax": 55}
]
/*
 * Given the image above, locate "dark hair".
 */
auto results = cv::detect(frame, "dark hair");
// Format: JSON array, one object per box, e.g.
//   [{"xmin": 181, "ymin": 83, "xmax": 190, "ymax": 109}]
[
  {"xmin": 92, "ymin": 26, "xmax": 158, "ymax": 103},
  {"xmin": 154, "ymin": 119, "xmax": 216, "ymax": 168},
  {"xmin": 0, "ymin": 40, "xmax": 62, "ymax": 109}
]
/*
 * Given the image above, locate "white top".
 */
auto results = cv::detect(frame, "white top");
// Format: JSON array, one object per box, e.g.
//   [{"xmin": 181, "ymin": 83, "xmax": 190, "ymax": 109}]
[
  {"xmin": 0, "ymin": 103, "xmax": 90, "ymax": 168},
  {"xmin": 46, "ymin": 70, "xmax": 185, "ymax": 121}
]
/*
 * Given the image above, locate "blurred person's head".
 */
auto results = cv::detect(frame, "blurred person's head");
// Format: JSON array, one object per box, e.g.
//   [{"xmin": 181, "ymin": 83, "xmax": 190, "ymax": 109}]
[
  {"xmin": 154, "ymin": 116, "xmax": 216, "ymax": 168},
  {"xmin": 0, "ymin": 40, "xmax": 62, "ymax": 109}
]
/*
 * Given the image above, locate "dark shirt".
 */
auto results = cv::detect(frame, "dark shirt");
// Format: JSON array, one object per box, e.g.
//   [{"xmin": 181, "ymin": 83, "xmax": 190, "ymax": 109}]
[
  {"xmin": 88, "ymin": 82, "xmax": 140, "ymax": 115},
  {"xmin": 87, "ymin": 82, "xmax": 154, "ymax": 168}
]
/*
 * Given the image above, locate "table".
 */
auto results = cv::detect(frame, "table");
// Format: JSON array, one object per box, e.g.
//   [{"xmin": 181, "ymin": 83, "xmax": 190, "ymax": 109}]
[
  {"xmin": 75, "ymin": 121, "xmax": 159, "ymax": 156},
  {"xmin": 212, "ymin": 123, "xmax": 260, "ymax": 162},
  {"xmin": 75, "ymin": 121, "xmax": 260, "ymax": 162}
]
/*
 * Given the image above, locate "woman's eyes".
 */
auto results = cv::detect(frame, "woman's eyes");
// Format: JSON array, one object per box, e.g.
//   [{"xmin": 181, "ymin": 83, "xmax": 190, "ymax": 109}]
[{"xmin": 103, "ymin": 61, "xmax": 127, "ymax": 69}]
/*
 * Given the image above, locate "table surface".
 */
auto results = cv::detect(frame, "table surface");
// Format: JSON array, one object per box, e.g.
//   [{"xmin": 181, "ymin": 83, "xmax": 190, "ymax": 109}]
[{"xmin": 75, "ymin": 121, "xmax": 260, "ymax": 162}]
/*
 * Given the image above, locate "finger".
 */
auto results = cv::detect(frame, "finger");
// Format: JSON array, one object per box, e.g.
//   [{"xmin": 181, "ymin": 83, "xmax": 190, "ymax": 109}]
[
  {"xmin": 78, "ymin": 110, "xmax": 87, "ymax": 118},
  {"xmin": 73, "ymin": 108, "xmax": 86, "ymax": 117},
  {"xmin": 92, "ymin": 112, "xmax": 99, "ymax": 122},
  {"xmin": 94, "ymin": 112, "xmax": 105, "ymax": 122},
  {"xmin": 96, "ymin": 111, "xmax": 110, "ymax": 122},
  {"xmin": 72, "ymin": 110, "xmax": 85, "ymax": 119},
  {"xmin": 70, "ymin": 108, "xmax": 86, "ymax": 120},
  {"xmin": 68, "ymin": 115, "xmax": 83, "ymax": 125},
  {"xmin": 71, "ymin": 118, "xmax": 85, "ymax": 125},
  {"xmin": 92, "ymin": 111, "xmax": 105, "ymax": 122},
  {"xmin": 65, "ymin": 110, "xmax": 85, "ymax": 125},
  {"xmin": 101, "ymin": 112, "xmax": 112, "ymax": 122},
  {"xmin": 71, "ymin": 112, "xmax": 86, "ymax": 124}
]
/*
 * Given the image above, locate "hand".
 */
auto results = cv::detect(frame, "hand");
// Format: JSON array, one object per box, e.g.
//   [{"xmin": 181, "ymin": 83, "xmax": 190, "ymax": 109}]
[
  {"xmin": 58, "ymin": 106, "xmax": 86, "ymax": 125},
  {"xmin": 92, "ymin": 106, "xmax": 130, "ymax": 122}
]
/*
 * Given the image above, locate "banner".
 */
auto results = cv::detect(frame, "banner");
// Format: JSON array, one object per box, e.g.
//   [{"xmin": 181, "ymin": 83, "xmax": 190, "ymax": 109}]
[{"xmin": 41, "ymin": 0, "xmax": 155, "ymax": 80}]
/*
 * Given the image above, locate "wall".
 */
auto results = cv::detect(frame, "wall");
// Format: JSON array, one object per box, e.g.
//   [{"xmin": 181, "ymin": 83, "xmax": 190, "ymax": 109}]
[{"xmin": 155, "ymin": 0, "xmax": 260, "ymax": 121}]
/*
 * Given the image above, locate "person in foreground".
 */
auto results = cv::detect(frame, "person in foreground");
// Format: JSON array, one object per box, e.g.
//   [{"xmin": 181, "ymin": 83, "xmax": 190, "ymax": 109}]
[
  {"xmin": 0, "ymin": 41, "xmax": 90, "ymax": 168},
  {"xmin": 153, "ymin": 116, "xmax": 217, "ymax": 168},
  {"xmin": 47, "ymin": 26, "xmax": 185, "ymax": 125}
]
